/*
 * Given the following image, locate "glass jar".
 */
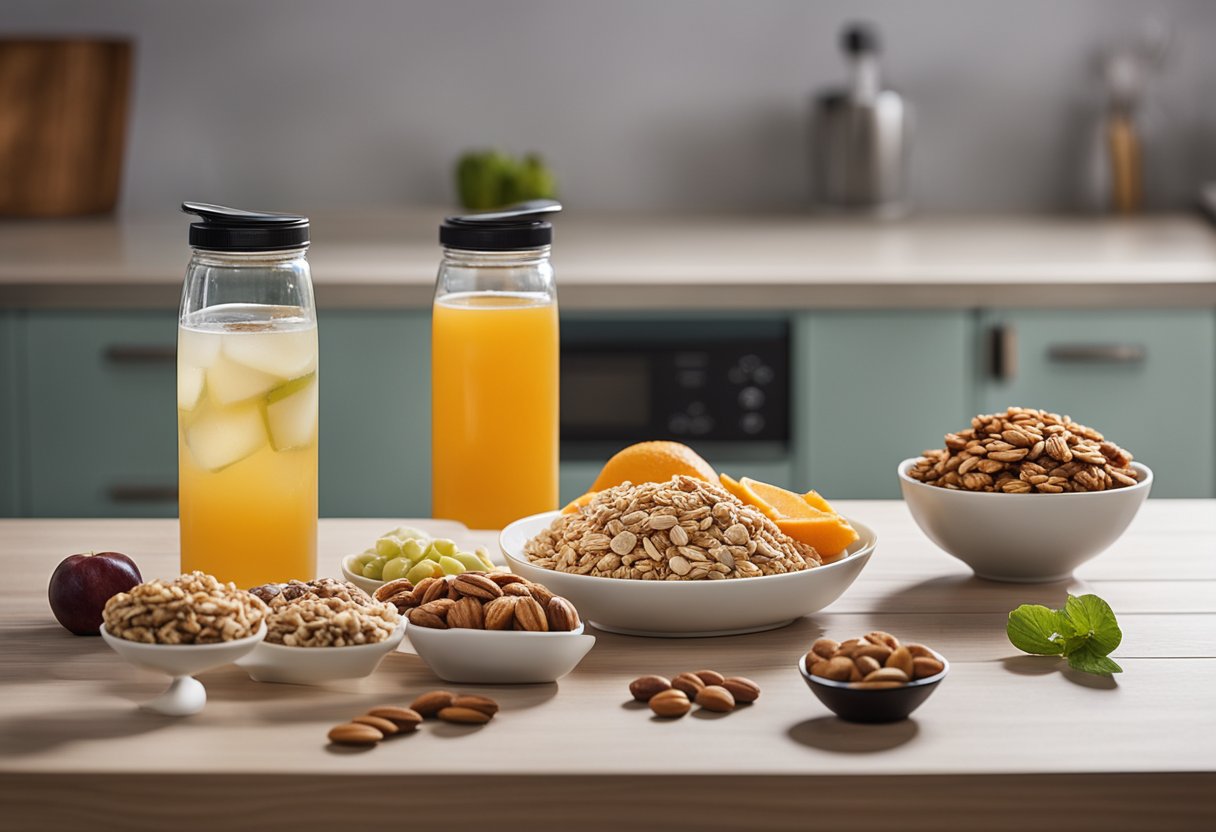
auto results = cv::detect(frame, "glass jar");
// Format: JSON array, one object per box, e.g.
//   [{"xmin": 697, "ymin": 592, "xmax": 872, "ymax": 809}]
[
  {"xmin": 177, "ymin": 202, "xmax": 318, "ymax": 587},
  {"xmin": 431, "ymin": 202, "xmax": 561, "ymax": 529}
]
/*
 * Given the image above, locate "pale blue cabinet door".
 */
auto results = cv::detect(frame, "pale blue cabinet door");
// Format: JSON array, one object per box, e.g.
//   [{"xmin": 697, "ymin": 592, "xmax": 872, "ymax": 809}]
[
  {"xmin": 977, "ymin": 310, "xmax": 1215, "ymax": 497},
  {"xmin": 319, "ymin": 311, "xmax": 431, "ymax": 517},
  {"xmin": 794, "ymin": 312, "xmax": 973, "ymax": 498},
  {"xmin": 24, "ymin": 312, "xmax": 179, "ymax": 516},
  {"xmin": 0, "ymin": 312, "xmax": 19, "ymax": 515}
]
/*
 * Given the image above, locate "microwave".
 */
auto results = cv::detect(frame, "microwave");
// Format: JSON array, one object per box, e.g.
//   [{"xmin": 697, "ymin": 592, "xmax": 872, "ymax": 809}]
[{"xmin": 560, "ymin": 318, "xmax": 789, "ymax": 457}]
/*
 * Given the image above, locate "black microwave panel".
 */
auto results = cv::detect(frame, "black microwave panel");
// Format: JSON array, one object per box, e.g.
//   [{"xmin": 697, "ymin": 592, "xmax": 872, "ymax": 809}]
[{"xmin": 560, "ymin": 321, "xmax": 789, "ymax": 444}]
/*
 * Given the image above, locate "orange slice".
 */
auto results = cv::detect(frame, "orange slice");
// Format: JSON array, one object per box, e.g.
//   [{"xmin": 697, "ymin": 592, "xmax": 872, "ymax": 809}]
[
  {"xmin": 719, "ymin": 474, "xmax": 858, "ymax": 557},
  {"xmin": 590, "ymin": 441, "xmax": 717, "ymax": 492},
  {"xmin": 561, "ymin": 491, "xmax": 596, "ymax": 514}
]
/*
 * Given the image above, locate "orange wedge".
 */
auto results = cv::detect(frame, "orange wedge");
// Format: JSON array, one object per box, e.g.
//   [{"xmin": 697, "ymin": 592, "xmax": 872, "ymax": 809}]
[
  {"xmin": 561, "ymin": 491, "xmax": 596, "ymax": 514},
  {"xmin": 719, "ymin": 474, "xmax": 858, "ymax": 558}
]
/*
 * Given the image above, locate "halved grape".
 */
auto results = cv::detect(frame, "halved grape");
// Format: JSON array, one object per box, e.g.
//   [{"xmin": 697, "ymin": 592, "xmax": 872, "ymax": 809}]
[
  {"xmin": 453, "ymin": 552, "xmax": 487, "ymax": 573},
  {"xmin": 474, "ymin": 547, "xmax": 496, "ymax": 570},
  {"xmin": 381, "ymin": 557, "xmax": 410, "ymax": 582},
  {"xmin": 438, "ymin": 556, "xmax": 466, "ymax": 576},
  {"xmin": 375, "ymin": 537, "xmax": 402, "ymax": 558},
  {"xmin": 362, "ymin": 556, "xmax": 388, "ymax": 580},
  {"xmin": 393, "ymin": 526, "xmax": 427, "ymax": 540},
  {"xmin": 401, "ymin": 539, "xmax": 426, "ymax": 562},
  {"xmin": 185, "ymin": 402, "xmax": 267, "ymax": 471},
  {"xmin": 406, "ymin": 560, "xmax": 444, "ymax": 583},
  {"xmin": 432, "ymin": 539, "xmax": 458, "ymax": 557}
]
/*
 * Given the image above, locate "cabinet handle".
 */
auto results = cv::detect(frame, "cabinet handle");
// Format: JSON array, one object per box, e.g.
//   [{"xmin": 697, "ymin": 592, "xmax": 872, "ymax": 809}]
[
  {"xmin": 104, "ymin": 344, "xmax": 176, "ymax": 364},
  {"xmin": 1046, "ymin": 344, "xmax": 1146, "ymax": 364},
  {"xmin": 988, "ymin": 324, "xmax": 1017, "ymax": 381},
  {"xmin": 107, "ymin": 484, "xmax": 178, "ymax": 503}
]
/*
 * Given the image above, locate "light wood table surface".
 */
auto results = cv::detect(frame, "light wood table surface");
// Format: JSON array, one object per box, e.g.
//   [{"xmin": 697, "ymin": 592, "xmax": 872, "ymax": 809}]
[{"xmin": 2, "ymin": 501, "xmax": 1214, "ymax": 831}]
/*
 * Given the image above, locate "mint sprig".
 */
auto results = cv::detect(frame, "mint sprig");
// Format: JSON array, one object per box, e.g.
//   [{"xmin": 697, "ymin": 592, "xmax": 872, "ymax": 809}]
[{"xmin": 1006, "ymin": 593, "xmax": 1123, "ymax": 675}]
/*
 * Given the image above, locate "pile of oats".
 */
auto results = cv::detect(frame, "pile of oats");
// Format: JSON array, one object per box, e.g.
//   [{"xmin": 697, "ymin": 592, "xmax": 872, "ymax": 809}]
[{"xmin": 524, "ymin": 475, "xmax": 820, "ymax": 580}]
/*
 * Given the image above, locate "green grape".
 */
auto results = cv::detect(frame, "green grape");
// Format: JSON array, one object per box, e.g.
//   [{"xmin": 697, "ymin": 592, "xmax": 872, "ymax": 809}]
[
  {"xmin": 362, "ymin": 556, "xmax": 388, "ymax": 580},
  {"xmin": 438, "ymin": 555, "xmax": 466, "ymax": 576},
  {"xmin": 474, "ymin": 547, "xmax": 495, "ymax": 570},
  {"xmin": 453, "ymin": 552, "xmax": 486, "ymax": 573},
  {"xmin": 375, "ymin": 537, "xmax": 402, "ymax": 558},
  {"xmin": 381, "ymin": 557, "xmax": 411, "ymax": 582},
  {"xmin": 394, "ymin": 526, "xmax": 427, "ymax": 540},
  {"xmin": 351, "ymin": 550, "xmax": 376, "ymax": 568},
  {"xmin": 406, "ymin": 559, "xmax": 444, "ymax": 583},
  {"xmin": 432, "ymin": 538, "xmax": 459, "ymax": 557},
  {"xmin": 401, "ymin": 538, "xmax": 426, "ymax": 562},
  {"xmin": 421, "ymin": 542, "xmax": 441, "ymax": 561}
]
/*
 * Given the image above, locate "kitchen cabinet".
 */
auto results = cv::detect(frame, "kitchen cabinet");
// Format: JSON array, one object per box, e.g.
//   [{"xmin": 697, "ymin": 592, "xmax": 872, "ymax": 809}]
[
  {"xmin": 977, "ymin": 309, "xmax": 1216, "ymax": 497},
  {"xmin": 0, "ymin": 312, "xmax": 19, "ymax": 515},
  {"xmin": 793, "ymin": 311, "xmax": 973, "ymax": 498},
  {"xmin": 23, "ymin": 312, "xmax": 180, "ymax": 516}
]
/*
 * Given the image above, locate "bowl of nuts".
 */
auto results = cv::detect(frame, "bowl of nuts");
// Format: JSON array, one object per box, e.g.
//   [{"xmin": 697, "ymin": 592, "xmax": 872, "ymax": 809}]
[
  {"xmin": 234, "ymin": 578, "xmax": 405, "ymax": 685},
  {"xmin": 376, "ymin": 571, "xmax": 595, "ymax": 684},
  {"xmin": 899, "ymin": 408, "xmax": 1152, "ymax": 582},
  {"xmin": 799, "ymin": 632, "xmax": 949, "ymax": 724}
]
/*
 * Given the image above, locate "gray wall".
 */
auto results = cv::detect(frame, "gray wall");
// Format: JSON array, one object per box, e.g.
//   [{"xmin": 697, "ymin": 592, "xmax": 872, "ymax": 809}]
[{"xmin": 4, "ymin": 0, "xmax": 1215, "ymax": 215}]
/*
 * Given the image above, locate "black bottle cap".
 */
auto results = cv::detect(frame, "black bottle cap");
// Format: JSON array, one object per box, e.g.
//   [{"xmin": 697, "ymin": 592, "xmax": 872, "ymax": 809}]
[
  {"xmin": 182, "ymin": 202, "xmax": 310, "ymax": 251},
  {"xmin": 842, "ymin": 23, "xmax": 879, "ymax": 56},
  {"xmin": 440, "ymin": 199, "xmax": 562, "ymax": 251}
]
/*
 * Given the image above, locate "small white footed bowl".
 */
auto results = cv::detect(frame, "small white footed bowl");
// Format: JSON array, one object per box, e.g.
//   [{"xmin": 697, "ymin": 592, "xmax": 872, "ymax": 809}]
[
  {"xmin": 100, "ymin": 623, "xmax": 266, "ymax": 716},
  {"xmin": 406, "ymin": 624, "xmax": 595, "ymax": 684},
  {"xmin": 898, "ymin": 458, "xmax": 1152, "ymax": 582},
  {"xmin": 500, "ymin": 511, "xmax": 876, "ymax": 637},
  {"xmin": 235, "ymin": 621, "xmax": 406, "ymax": 685}
]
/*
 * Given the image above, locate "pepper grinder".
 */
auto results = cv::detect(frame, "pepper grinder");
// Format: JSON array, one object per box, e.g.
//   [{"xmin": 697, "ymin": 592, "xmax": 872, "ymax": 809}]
[{"xmin": 812, "ymin": 23, "xmax": 912, "ymax": 217}]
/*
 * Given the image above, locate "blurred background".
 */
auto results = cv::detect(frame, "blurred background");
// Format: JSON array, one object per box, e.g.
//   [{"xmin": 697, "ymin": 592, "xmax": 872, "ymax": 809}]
[{"xmin": 1, "ymin": 0, "xmax": 1214, "ymax": 517}]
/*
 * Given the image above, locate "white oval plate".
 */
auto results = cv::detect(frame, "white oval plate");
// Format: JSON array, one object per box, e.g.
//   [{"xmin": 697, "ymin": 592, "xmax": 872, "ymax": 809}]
[{"xmin": 500, "ymin": 512, "xmax": 876, "ymax": 637}]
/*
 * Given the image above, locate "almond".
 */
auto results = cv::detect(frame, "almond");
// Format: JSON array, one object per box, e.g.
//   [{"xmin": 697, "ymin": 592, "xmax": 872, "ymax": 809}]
[
  {"xmin": 671, "ymin": 672, "xmax": 705, "ymax": 696},
  {"xmin": 721, "ymin": 676, "xmax": 760, "ymax": 703},
  {"xmin": 327, "ymin": 722, "xmax": 382, "ymax": 745},
  {"xmin": 629, "ymin": 675, "xmax": 672, "ymax": 702},
  {"xmin": 406, "ymin": 607, "xmax": 447, "ymax": 629},
  {"xmin": 352, "ymin": 714, "xmax": 399, "ymax": 735},
  {"xmin": 863, "ymin": 667, "xmax": 909, "ymax": 684},
  {"xmin": 410, "ymin": 690, "xmax": 454, "ymax": 717},
  {"xmin": 451, "ymin": 694, "xmax": 499, "ymax": 717},
  {"xmin": 365, "ymin": 706, "xmax": 422, "ymax": 731},
  {"xmin": 693, "ymin": 669, "xmax": 725, "ymax": 686},
  {"xmin": 546, "ymin": 596, "xmax": 580, "ymax": 631},
  {"xmin": 854, "ymin": 655, "xmax": 882, "ymax": 676},
  {"xmin": 822, "ymin": 656, "xmax": 855, "ymax": 681},
  {"xmin": 447, "ymin": 597, "xmax": 484, "ymax": 629},
  {"xmin": 648, "ymin": 688, "xmax": 690, "ymax": 718},
  {"xmin": 865, "ymin": 631, "xmax": 901, "ymax": 651},
  {"xmin": 886, "ymin": 646, "xmax": 914, "ymax": 677},
  {"xmin": 437, "ymin": 706, "xmax": 492, "ymax": 725},
  {"xmin": 854, "ymin": 644, "xmax": 893, "ymax": 664},
  {"xmin": 694, "ymin": 685, "xmax": 735, "ymax": 712},
  {"xmin": 513, "ymin": 596, "xmax": 549, "ymax": 631},
  {"xmin": 912, "ymin": 656, "xmax": 945, "ymax": 679},
  {"xmin": 453, "ymin": 573, "xmax": 503, "ymax": 600},
  {"xmin": 483, "ymin": 596, "xmax": 517, "ymax": 630},
  {"xmin": 810, "ymin": 638, "xmax": 840, "ymax": 659}
]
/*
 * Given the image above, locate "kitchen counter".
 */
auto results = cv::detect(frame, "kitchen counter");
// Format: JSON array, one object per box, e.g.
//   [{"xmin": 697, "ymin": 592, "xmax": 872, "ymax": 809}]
[
  {"xmin": 2, "ymin": 212, "xmax": 1216, "ymax": 309},
  {"xmin": 2, "ymin": 502, "xmax": 1213, "ymax": 831}
]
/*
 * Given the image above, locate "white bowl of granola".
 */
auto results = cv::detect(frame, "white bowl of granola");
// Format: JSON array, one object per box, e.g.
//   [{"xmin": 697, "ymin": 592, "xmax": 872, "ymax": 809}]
[
  {"xmin": 501, "ymin": 511, "xmax": 876, "ymax": 637},
  {"xmin": 234, "ymin": 578, "xmax": 404, "ymax": 684}
]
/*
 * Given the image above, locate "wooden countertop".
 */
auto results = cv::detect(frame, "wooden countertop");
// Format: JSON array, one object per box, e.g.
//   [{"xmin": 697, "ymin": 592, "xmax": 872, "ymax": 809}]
[
  {"xmin": 2, "ymin": 212, "xmax": 1216, "ymax": 310},
  {"xmin": 1, "ymin": 503, "xmax": 1214, "ymax": 831}
]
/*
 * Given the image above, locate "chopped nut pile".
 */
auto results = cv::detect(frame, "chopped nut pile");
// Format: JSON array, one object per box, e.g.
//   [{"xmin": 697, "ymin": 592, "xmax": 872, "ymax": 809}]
[
  {"xmin": 524, "ymin": 475, "xmax": 820, "ymax": 579},
  {"xmin": 102, "ymin": 571, "xmax": 268, "ymax": 644},
  {"xmin": 258, "ymin": 579, "xmax": 400, "ymax": 647},
  {"xmin": 907, "ymin": 407, "xmax": 1138, "ymax": 494}
]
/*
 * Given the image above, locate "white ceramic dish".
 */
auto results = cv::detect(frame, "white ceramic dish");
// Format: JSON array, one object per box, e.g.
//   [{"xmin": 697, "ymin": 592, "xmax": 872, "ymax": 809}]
[
  {"xmin": 898, "ymin": 458, "xmax": 1152, "ymax": 582},
  {"xmin": 235, "ymin": 621, "xmax": 406, "ymax": 685},
  {"xmin": 500, "ymin": 511, "xmax": 876, "ymax": 637},
  {"xmin": 100, "ymin": 623, "xmax": 266, "ymax": 715},
  {"xmin": 406, "ymin": 623, "xmax": 595, "ymax": 684}
]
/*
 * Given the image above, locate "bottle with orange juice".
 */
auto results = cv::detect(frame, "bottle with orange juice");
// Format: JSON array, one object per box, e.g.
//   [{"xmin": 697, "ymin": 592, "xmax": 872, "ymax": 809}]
[{"xmin": 431, "ymin": 201, "xmax": 562, "ymax": 529}]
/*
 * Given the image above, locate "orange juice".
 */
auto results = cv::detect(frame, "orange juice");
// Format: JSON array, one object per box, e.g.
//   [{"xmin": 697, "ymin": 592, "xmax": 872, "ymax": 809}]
[
  {"xmin": 177, "ymin": 309, "xmax": 317, "ymax": 587},
  {"xmin": 432, "ymin": 292, "xmax": 559, "ymax": 529}
]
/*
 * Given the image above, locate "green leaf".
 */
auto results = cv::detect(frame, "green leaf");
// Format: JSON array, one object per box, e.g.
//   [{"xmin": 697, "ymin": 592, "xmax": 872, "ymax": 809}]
[
  {"xmin": 1066, "ymin": 644, "xmax": 1124, "ymax": 675},
  {"xmin": 1062, "ymin": 594, "xmax": 1122, "ymax": 657},
  {"xmin": 1007, "ymin": 604, "xmax": 1066, "ymax": 655}
]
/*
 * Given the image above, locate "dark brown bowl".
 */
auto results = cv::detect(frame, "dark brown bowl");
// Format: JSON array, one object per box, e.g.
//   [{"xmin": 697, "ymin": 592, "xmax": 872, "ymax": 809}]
[{"xmin": 798, "ymin": 652, "xmax": 949, "ymax": 724}]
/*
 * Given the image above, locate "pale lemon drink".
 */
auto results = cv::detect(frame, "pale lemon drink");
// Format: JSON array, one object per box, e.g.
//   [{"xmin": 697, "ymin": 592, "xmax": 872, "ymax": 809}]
[
  {"xmin": 432, "ymin": 201, "xmax": 562, "ymax": 529},
  {"xmin": 177, "ymin": 203, "xmax": 317, "ymax": 587}
]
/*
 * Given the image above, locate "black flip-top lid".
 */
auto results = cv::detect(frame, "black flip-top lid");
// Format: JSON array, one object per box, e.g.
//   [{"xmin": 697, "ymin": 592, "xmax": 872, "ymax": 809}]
[
  {"xmin": 440, "ymin": 199, "xmax": 562, "ymax": 251},
  {"xmin": 182, "ymin": 201, "xmax": 310, "ymax": 251}
]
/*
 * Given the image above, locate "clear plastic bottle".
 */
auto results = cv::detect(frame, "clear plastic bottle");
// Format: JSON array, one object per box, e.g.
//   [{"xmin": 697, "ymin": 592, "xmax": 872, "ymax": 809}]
[
  {"xmin": 177, "ymin": 202, "xmax": 318, "ymax": 587},
  {"xmin": 431, "ymin": 201, "xmax": 561, "ymax": 529}
]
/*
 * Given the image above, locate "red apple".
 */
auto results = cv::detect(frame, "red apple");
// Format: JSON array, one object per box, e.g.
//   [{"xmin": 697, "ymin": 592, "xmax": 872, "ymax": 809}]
[{"xmin": 48, "ymin": 552, "xmax": 142, "ymax": 635}]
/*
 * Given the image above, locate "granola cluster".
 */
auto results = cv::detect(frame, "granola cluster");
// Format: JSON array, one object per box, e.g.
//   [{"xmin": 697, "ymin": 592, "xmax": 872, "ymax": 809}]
[{"xmin": 102, "ymin": 571, "xmax": 268, "ymax": 644}]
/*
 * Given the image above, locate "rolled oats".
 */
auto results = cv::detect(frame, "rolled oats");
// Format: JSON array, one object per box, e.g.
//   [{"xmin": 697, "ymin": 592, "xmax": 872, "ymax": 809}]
[
  {"xmin": 907, "ymin": 407, "xmax": 1138, "ymax": 494},
  {"xmin": 523, "ymin": 475, "xmax": 820, "ymax": 579}
]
